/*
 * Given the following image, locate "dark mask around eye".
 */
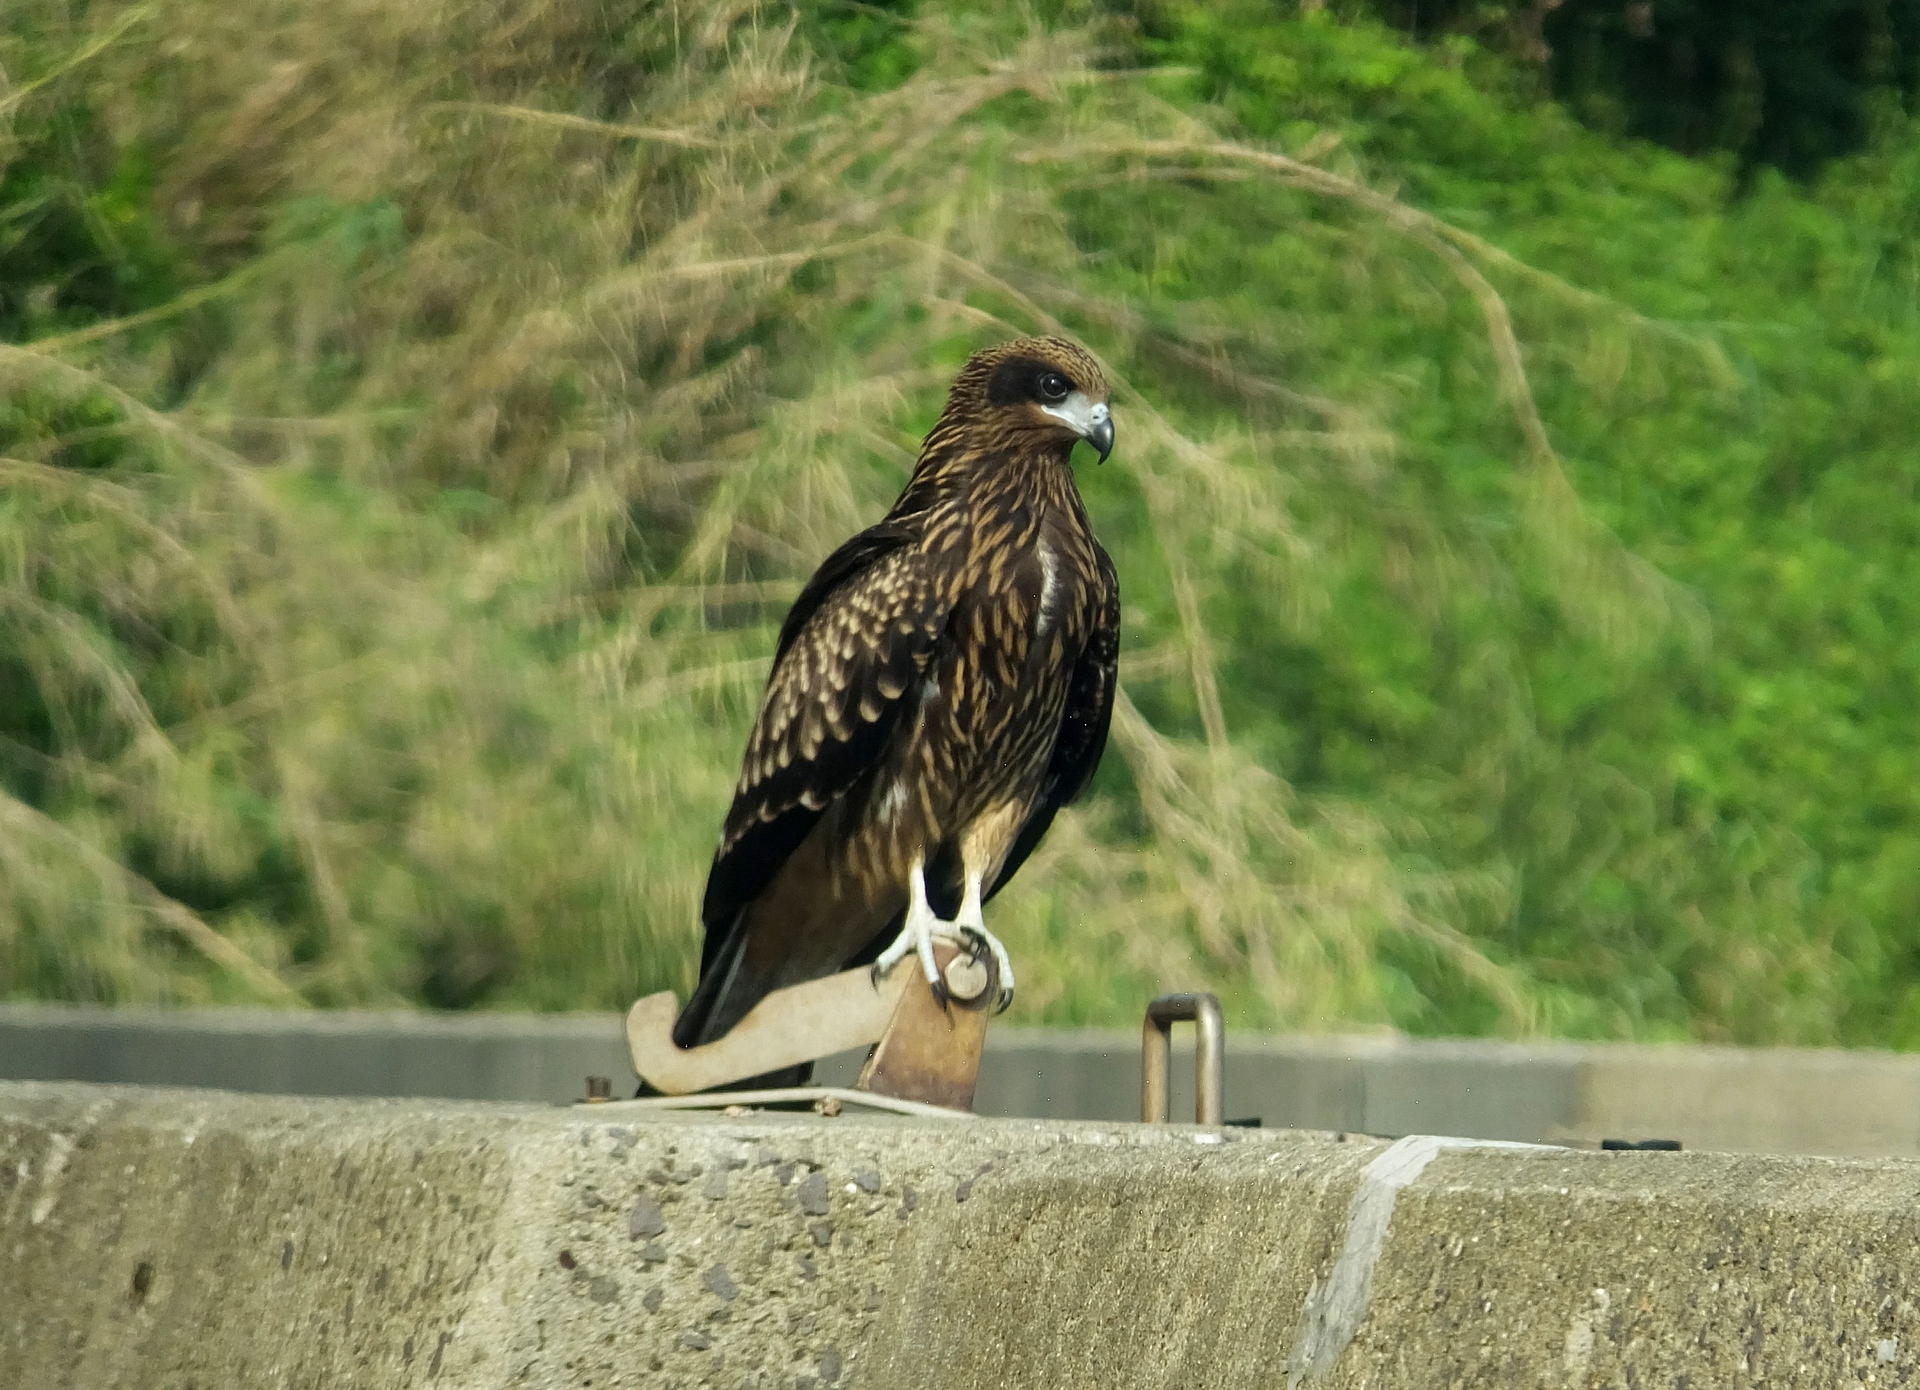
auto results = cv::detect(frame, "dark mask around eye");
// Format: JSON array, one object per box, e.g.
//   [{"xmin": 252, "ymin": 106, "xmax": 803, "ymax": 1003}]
[{"xmin": 986, "ymin": 355, "xmax": 1078, "ymax": 408}]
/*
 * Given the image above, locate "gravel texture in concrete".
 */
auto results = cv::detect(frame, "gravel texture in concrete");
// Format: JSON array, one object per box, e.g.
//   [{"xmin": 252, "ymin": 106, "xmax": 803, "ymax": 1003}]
[{"xmin": 4, "ymin": 1081, "xmax": 1917, "ymax": 1388}]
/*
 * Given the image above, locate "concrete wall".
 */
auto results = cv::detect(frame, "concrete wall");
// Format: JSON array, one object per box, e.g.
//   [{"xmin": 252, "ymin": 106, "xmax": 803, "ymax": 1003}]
[
  {"xmin": 10, "ymin": 1002, "xmax": 1920, "ymax": 1155},
  {"xmin": 5, "ymin": 1080, "xmax": 1918, "ymax": 1389},
  {"xmin": 0, "ymin": 1001, "xmax": 632, "ymax": 1105}
]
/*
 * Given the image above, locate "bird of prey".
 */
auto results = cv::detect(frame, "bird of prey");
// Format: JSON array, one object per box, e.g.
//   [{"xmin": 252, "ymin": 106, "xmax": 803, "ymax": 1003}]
[{"xmin": 671, "ymin": 335, "xmax": 1120, "ymax": 1065}]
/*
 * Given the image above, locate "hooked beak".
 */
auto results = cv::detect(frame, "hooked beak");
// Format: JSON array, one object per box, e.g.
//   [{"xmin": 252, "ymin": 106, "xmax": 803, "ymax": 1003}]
[
  {"xmin": 1041, "ymin": 392, "xmax": 1116, "ymax": 464},
  {"xmin": 1086, "ymin": 405, "xmax": 1114, "ymax": 463}
]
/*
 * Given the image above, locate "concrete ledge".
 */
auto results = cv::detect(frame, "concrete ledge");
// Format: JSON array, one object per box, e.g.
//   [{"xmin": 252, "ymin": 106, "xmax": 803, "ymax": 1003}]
[
  {"xmin": 10, "ymin": 1003, "xmax": 1920, "ymax": 1156},
  {"xmin": 5, "ymin": 1081, "xmax": 1919, "ymax": 1388}
]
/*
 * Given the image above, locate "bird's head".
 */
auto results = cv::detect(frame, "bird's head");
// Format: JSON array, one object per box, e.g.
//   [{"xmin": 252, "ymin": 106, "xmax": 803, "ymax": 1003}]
[{"xmin": 944, "ymin": 335, "xmax": 1115, "ymax": 465}]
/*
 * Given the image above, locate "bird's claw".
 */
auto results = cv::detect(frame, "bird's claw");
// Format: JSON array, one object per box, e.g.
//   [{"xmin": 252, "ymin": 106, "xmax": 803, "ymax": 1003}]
[
  {"xmin": 870, "ymin": 912, "xmax": 962, "ymax": 994},
  {"xmin": 914, "ymin": 923, "xmax": 945, "ymax": 994},
  {"xmin": 955, "ymin": 926, "xmax": 1016, "ymax": 1014},
  {"xmin": 873, "ymin": 864, "xmax": 1014, "ymax": 1013}
]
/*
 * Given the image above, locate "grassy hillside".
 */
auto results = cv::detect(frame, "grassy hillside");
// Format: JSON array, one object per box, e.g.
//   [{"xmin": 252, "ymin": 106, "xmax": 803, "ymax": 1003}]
[{"xmin": 5, "ymin": 0, "xmax": 1920, "ymax": 1043}]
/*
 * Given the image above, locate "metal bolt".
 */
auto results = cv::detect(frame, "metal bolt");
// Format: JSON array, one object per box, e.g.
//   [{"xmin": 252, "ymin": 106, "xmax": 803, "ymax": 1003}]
[{"xmin": 942, "ymin": 952, "xmax": 991, "ymax": 1003}]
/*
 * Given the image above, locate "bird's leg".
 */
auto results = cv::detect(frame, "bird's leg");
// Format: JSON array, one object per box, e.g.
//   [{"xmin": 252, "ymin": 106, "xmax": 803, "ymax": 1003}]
[
  {"xmin": 954, "ymin": 866, "xmax": 1016, "ymax": 1014},
  {"xmin": 871, "ymin": 856, "xmax": 953, "ymax": 993}
]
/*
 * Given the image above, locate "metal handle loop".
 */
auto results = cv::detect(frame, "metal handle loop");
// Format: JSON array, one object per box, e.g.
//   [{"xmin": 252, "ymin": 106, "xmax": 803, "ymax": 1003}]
[{"xmin": 1141, "ymin": 992, "xmax": 1224, "ymax": 1125}]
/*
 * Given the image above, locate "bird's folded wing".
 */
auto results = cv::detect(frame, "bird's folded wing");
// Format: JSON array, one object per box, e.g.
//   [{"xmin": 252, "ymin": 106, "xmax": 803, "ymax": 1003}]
[{"xmin": 700, "ymin": 536, "xmax": 949, "ymax": 943}]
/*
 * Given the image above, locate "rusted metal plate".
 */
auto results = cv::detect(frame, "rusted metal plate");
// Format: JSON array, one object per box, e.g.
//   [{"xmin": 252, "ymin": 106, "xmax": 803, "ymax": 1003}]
[
  {"xmin": 858, "ymin": 941, "xmax": 996, "ymax": 1112},
  {"xmin": 626, "ymin": 963, "xmax": 910, "ymax": 1096}
]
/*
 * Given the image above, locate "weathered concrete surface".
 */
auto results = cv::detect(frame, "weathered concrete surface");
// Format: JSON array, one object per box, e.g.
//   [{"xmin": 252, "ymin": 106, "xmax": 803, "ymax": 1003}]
[
  {"xmin": 6, "ymin": 1082, "xmax": 1920, "ymax": 1389},
  {"xmin": 13, "ymin": 1003, "xmax": 1920, "ymax": 1156}
]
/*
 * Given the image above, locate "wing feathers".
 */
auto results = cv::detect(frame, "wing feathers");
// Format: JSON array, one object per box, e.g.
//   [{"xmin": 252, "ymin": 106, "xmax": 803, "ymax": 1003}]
[{"xmin": 699, "ymin": 532, "xmax": 948, "ymax": 951}]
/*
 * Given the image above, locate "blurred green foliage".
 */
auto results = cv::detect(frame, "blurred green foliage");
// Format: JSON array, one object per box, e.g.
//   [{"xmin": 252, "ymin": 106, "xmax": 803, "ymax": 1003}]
[
  {"xmin": 1140, "ymin": 0, "xmax": 1920, "ymax": 1039},
  {"xmin": 5, "ymin": 0, "xmax": 1920, "ymax": 1043},
  {"xmin": 1322, "ymin": 0, "xmax": 1920, "ymax": 176},
  {"xmin": 1542, "ymin": 0, "xmax": 1920, "ymax": 175}
]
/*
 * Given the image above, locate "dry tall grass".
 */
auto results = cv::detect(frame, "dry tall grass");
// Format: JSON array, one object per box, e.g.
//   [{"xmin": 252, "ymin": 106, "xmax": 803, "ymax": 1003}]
[{"xmin": 2, "ymin": 0, "xmax": 1755, "ymax": 1030}]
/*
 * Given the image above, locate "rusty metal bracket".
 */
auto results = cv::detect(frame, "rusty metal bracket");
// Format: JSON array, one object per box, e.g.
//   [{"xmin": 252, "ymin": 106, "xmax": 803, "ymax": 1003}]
[
  {"xmin": 856, "ymin": 944, "xmax": 997, "ymax": 1112},
  {"xmin": 1141, "ymin": 992, "xmax": 1224, "ymax": 1125},
  {"xmin": 624, "ymin": 939, "xmax": 997, "ymax": 1113}
]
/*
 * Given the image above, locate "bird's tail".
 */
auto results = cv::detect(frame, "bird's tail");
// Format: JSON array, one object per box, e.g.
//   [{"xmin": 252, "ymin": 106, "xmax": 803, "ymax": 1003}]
[
  {"xmin": 658, "ymin": 923, "xmax": 815, "ymax": 1092},
  {"xmin": 659, "ymin": 892, "xmax": 910, "ymax": 1094},
  {"xmin": 672, "ymin": 921, "xmax": 751, "ymax": 1049}
]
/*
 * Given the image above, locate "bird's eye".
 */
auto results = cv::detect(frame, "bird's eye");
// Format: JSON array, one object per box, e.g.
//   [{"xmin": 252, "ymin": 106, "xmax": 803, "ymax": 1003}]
[{"xmin": 1037, "ymin": 371, "xmax": 1071, "ymax": 402}]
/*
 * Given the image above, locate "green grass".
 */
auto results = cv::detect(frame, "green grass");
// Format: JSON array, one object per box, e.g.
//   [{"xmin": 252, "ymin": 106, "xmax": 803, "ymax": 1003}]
[{"xmin": 5, "ymin": 0, "xmax": 1920, "ymax": 1044}]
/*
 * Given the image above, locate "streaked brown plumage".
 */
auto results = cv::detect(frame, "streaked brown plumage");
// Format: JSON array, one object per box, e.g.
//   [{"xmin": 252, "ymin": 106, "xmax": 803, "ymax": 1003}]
[{"xmin": 671, "ymin": 336, "xmax": 1120, "ymax": 1070}]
